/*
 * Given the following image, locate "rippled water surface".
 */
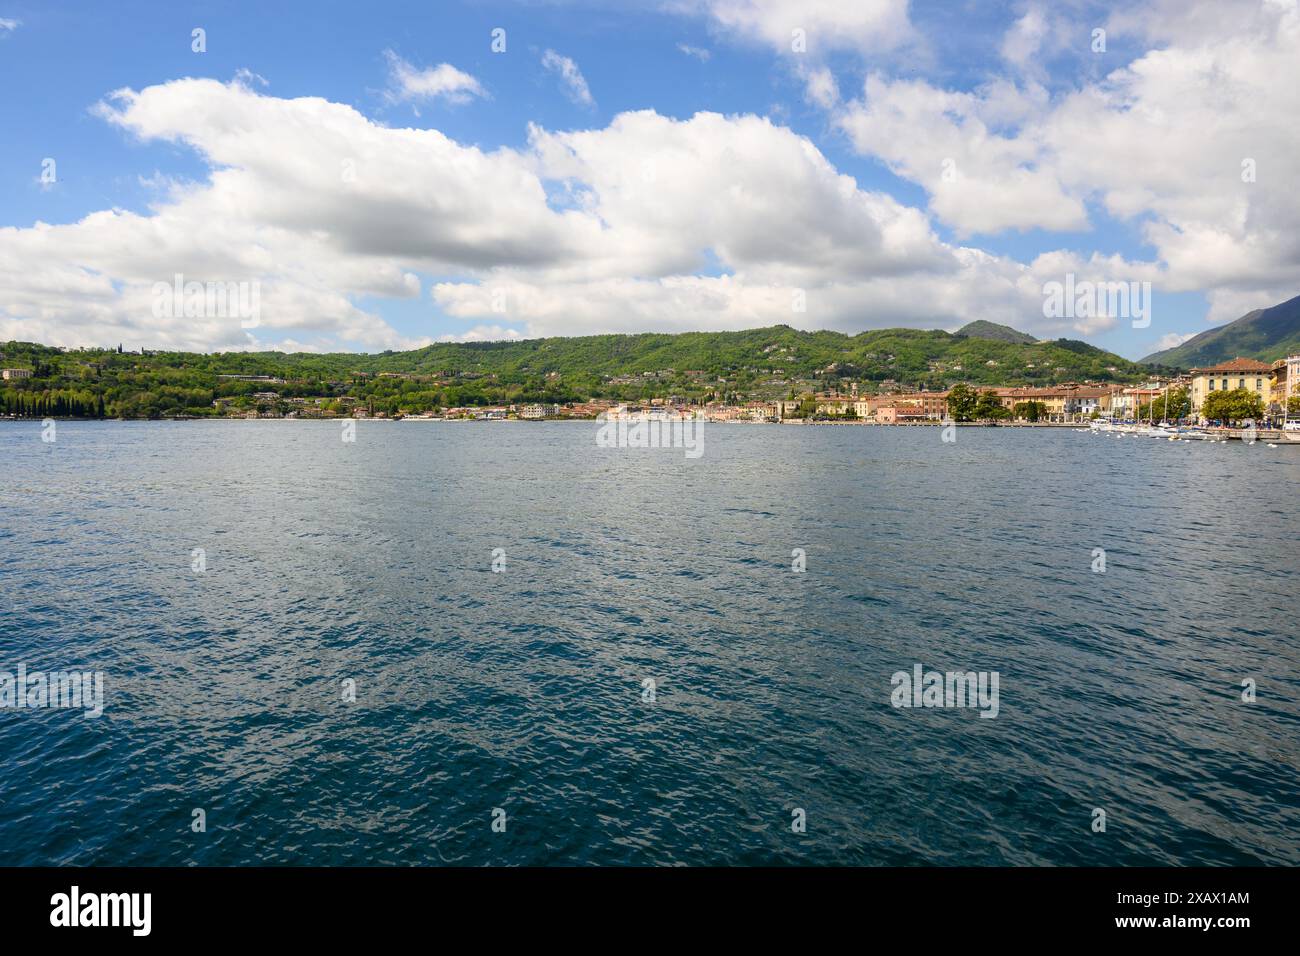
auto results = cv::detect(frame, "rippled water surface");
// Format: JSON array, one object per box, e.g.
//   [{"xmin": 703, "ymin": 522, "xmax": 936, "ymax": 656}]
[{"xmin": 1, "ymin": 420, "xmax": 1296, "ymax": 865}]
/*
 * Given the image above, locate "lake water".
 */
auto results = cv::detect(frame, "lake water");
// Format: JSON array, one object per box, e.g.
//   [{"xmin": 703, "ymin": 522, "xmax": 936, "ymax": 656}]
[{"xmin": 1, "ymin": 420, "xmax": 1296, "ymax": 865}]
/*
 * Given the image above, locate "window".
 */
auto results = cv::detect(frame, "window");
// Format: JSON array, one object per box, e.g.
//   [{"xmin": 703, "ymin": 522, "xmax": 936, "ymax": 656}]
[
  {"xmin": 1209, "ymin": 379, "xmax": 1215, "ymax": 390},
  {"xmin": 1256, "ymin": 379, "xmax": 1262, "ymax": 389}
]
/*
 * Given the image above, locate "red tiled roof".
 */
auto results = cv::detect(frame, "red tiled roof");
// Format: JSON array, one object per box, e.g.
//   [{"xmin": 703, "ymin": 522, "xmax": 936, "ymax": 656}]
[
  {"xmin": 1191, "ymin": 357, "xmax": 1272, "ymax": 373},
  {"xmin": 996, "ymin": 387, "xmax": 1065, "ymax": 398}
]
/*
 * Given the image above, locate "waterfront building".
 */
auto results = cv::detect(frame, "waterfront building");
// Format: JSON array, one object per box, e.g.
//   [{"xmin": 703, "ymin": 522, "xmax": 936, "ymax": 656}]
[
  {"xmin": 859, "ymin": 395, "xmax": 892, "ymax": 417},
  {"xmin": 1062, "ymin": 386, "xmax": 1116, "ymax": 420},
  {"xmin": 858, "ymin": 394, "xmax": 924, "ymax": 418},
  {"xmin": 813, "ymin": 395, "xmax": 855, "ymax": 416},
  {"xmin": 994, "ymin": 387, "xmax": 1068, "ymax": 421},
  {"xmin": 565, "ymin": 400, "xmax": 618, "ymax": 418},
  {"xmin": 1271, "ymin": 355, "xmax": 1300, "ymax": 413},
  {"xmin": 1, "ymin": 368, "xmax": 33, "ymax": 380},
  {"xmin": 885, "ymin": 391, "xmax": 949, "ymax": 420},
  {"xmin": 1187, "ymin": 358, "xmax": 1273, "ymax": 413},
  {"xmin": 706, "ymin": 405, "xmax": 749, "ymax": 421},
  {"xmin": 742, "ymin": 401, "xmax": 778, "ymax": 421},
  {"xmin": 520, "ymin": 404, "xmax": 562, "ymax": 419},
  {"xmin": 875, "ymin": 404, "xmax": 929, "ymax": 424}
]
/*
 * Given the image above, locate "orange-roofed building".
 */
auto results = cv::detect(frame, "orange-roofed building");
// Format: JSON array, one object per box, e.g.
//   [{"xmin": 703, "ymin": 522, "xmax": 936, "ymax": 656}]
[{"xmin": 1188, "ymin": 358, "xmax": 1273, "ymax": 413}]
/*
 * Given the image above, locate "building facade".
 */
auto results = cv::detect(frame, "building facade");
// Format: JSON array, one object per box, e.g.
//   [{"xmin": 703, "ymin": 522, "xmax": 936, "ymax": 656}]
[
  {"xmin": 875, "ymin": 404, "xmax": 929, "ymax": 424},
  {"xmin": 886, "ymin": 391, "xmax": 949, "ymax": 420},
  {"xmin": 520, "ymin": 404, "xmax": 562, "ymax": 419},
  {"xmin": 1187, "ymin": 358, "xmax": 1273, "ymax": 413},
  {"xmin": 1271, "ymin": 355, "xmax": 1300, "ymax": 415},
  {"xmin": 994, "ymin": 387, "xmax": 1068, "ymax": 421}
]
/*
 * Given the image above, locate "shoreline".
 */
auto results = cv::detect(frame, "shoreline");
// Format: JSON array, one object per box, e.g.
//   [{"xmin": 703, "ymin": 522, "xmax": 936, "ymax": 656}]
[
  {"xmin": 2, "ymin": 415, "xmax": 1292, "ymax": 440},
  {"xmin": 0, "ymin": 416, "xmax": 1116, "ymax": 426}
]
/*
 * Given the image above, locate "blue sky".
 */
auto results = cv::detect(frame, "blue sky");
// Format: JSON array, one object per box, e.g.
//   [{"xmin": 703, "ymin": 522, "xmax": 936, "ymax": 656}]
[{"xmin": 1, "ymin": 0, "xmax": 1295, "ymax": 358}]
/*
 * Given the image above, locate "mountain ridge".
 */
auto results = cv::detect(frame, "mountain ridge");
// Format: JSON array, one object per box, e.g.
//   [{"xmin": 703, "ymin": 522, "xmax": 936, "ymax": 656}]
[
  {"xmin": 2, "ymin": 324, "xmax": 1152, "ymax": 417},
  {"xmin": 4, "ymin": 323, "xmax": 1145, "ymax": 384},
  {"xmin": 1142, "ymin": 293, "xmax": 1300, "ymax": 366}
]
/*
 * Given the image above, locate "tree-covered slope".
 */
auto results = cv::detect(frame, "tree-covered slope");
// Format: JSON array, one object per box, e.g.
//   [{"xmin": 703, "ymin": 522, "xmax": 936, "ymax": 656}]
[
  {"xmin": 955, "ymin": 320, "xmax": 1038, "ymax": 344},
  {"xmin": 1, "ymin": 325, "xmax": 1149, "ymax": 418}
]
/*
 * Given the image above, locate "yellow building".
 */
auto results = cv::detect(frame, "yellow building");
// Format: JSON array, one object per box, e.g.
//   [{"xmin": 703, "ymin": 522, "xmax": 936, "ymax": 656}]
[
  {"xmin": 1187, "ymin": 358, "xmax": 1273, "ymax": 413},
  {"xmin": 994, "ymin": 387, "xmax": 1068, "ymax": 421},
  {"xmin": 814, "ymin": 396, "xmax": 853, "ymax": 416}
]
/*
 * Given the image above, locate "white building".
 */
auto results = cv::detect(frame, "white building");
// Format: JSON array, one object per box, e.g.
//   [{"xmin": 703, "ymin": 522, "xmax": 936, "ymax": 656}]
[{"xmin": 520, "ymin": 404, "xmax": 562, "ymax": 419}]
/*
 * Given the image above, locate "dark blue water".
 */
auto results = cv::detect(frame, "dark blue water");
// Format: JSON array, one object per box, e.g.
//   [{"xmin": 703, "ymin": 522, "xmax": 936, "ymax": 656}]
[{"xmin": 1, "ymin": 420, "xmax": 1296, "ymax": 865}]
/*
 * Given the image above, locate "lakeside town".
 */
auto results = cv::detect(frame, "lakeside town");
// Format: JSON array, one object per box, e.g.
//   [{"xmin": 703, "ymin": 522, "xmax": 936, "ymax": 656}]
[
  {"xmin": 3, "ymin": 352, "xmax": 1299, "ymax": 436},
  {"xmin": 586, "ymin": 355, "xmax": 1299, "ymax": 429}
]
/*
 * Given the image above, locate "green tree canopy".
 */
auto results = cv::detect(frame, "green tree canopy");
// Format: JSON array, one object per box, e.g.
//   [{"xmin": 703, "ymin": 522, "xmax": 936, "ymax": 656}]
[
  {"xmin": 1012, "ymin": 401, "xmax": 1045, "ymax": 422},
  {"xmin": 973, "ymin": 390, "xmax": 1010, "ymax": 420},
  {"xmin": 1201, "ymin": 387, "xmax": 1264, "ymax": 424},
  {"xmin": 946, "ymin": 383, "xmax": 978, "ymax": 422}
]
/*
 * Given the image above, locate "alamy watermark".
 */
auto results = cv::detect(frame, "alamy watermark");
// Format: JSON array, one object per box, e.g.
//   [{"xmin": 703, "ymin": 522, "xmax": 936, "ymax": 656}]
[
  {"xmin": 890, "ymin": 664, "xmax": 999, "ymax": 718},
  {"xmin": 595, "ymin": 412, "xmax": 705, "ymax": 459},
  {"xmin": 50, "ymin": 886, "xmax": 150, "ymax": 936},
  {"xmin": 1042, "ymin": 274, "xmax": 1151, "ymax": 328},
  {"xmin": 0, "ymin": 664, "xmax": 104, "ymax": 718},
  {"xmin": 152, "ymin": 274, "xmax": 261, "ymax": 328}
]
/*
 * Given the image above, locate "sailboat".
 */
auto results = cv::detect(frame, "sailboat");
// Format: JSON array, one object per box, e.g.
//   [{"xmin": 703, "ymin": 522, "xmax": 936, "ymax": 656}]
[{"xmin": 1148, "ymin": 384, "xmax": 1178, "ymax": 436}]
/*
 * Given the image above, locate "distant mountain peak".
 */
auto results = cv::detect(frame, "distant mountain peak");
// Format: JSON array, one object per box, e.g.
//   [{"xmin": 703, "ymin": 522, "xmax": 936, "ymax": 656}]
[
  {"xmin": 1141, "ymin": 293, "xmax": 1300, "ymax": 367},
  {"xmin": 955, "ymin": 320, "xmax": 1038, "ymax": 345}
]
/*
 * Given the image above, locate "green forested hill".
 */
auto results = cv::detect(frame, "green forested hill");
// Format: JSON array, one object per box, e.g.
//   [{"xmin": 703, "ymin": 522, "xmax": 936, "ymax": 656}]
[
  {"xmin": 1, "ymin": 324, "xmax": 1149, "ymax": 418},
  {"xmin": 955, "ymin": 320, "xmax": 1038, "ymax": 344}
]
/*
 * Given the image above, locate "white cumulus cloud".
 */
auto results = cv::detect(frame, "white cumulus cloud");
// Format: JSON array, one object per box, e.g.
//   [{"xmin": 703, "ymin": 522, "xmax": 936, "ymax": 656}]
[
  {"xmin": 383, "ymin": 50, "xmax": 485, "ymax": 105},
  {"xmin": 831, "ymin": 0, "xmax": 1300, "ymax": 312},
  {"xmin": 0, "ymin": 74, "xmax": 1188, "ymax": 353},
  {"xmin": 684, "ymin": 0, "xmax": 914, "ymax": 54}
]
